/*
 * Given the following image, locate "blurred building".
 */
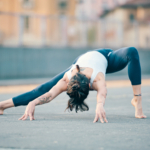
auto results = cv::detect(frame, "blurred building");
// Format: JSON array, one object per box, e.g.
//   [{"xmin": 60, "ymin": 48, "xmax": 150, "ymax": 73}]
[
  {"xmin": 0, "ymin": 0, "xmax": 150, "ymax": 48},
  {"xmin": 0, "ymin": 0, "xmax": 76, "ymax": 15},
  {"xmin": 0, "ymin": 0, "xmax": 76, "ymax": 46},
  {"xmin": 100, "ymin": 0, "xmax": 150, "ymax": 48},
  {"xmin": 75, "ymin": 0, "xmax": 129, "ymax": 20}
]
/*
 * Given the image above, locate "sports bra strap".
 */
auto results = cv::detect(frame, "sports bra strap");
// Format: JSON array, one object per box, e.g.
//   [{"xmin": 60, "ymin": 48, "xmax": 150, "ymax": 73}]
[{"xmin": 67, "ymin": 64, "xmax": 75, "ymax": 80}]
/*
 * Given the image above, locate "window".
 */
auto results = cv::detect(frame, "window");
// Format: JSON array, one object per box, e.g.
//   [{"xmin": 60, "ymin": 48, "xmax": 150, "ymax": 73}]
[
  {"xmin": 129, "ymin": 14, "xmax": 135, "ymax": 22},
  {"xmin": 23, "ymin": 0, "xmax": 29, "ymax": 3},
  {"xmin": 78, "ymin": 0, "xmax": 84, "ymax": 3},
  {"xmin": 59, "ymin": 1, "xmax": 67, "ymax": 9},
  {"xmin": 22, "ymin": 0, "xmax": 34, "ymax": 9},
  {"xmin": 24, "ymin": 16, "xmax": 29, "ymax": 30}
]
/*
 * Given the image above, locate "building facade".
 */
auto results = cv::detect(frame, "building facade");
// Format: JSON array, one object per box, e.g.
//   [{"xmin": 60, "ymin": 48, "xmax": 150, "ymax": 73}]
[
  {"xmin": 0, "ymin": 0, "xmax": 76, "ymax": 46},
  {"xmin": 75, "ymin": 0, "xmax": 129, "ymax": 20},
  {"xmin": 100, "ymin": 0, "xmax": 150, "ymax": 48}
]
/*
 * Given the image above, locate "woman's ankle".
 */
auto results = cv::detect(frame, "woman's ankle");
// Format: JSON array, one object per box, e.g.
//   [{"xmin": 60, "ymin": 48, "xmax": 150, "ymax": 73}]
[
  {"xmin": 0, "ymin": 102, "xmax": 4, "ymax": 115},
  {"xmin": 0, "ymin": 99, "xmax": 14, "ymax": 110},
  {"xmin": 133, "ymin": 95, "xmax": 142, "ymax": 101},
  {"xmin": 0, "ymin": 102, "xmax": 4, "ymax": 109},
  {"xmin": 133, "ymin": 96, "xmax": 143, "ymax": 108}
]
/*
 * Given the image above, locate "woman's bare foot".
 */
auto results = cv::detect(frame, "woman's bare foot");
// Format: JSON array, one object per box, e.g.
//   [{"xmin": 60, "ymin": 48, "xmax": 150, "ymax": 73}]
[{"xmin": 131, "ymin": 97, "xmax": 146, "ymax": 118}]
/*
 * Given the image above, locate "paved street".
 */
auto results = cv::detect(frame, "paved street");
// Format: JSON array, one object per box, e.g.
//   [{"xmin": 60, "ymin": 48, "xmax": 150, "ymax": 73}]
[{"xmin": 0, "ymin": 85, "xmax": 150, "ymax": 150}]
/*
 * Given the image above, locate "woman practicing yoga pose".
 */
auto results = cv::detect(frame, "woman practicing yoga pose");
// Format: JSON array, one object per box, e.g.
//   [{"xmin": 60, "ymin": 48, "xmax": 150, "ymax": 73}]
[{"xmin": 0, "ymin": 47, "xmax": 146, "ymax": 123}]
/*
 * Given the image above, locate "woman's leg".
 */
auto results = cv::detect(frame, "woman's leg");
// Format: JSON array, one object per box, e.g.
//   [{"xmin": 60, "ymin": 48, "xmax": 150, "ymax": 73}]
[
  {"xmin": 0, "ymin": 51, "xmax": 82, "ymax": 115},
  {"xmin": 0, "ymin": 66, "xmax": 71, "ymax": 114},
  {"xmin": 131, "ymin": 85, "xmax": 146, "ymax": 118},
  {"xmin": 0, "ymin": 99, "xmax": 14, "ymax": 115},
  {"xmin": 106, "ymin": 47, "xmax": 146, "ymax": 118}
]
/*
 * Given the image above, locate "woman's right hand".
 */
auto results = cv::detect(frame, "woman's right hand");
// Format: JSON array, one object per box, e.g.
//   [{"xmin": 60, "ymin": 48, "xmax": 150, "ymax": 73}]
[{"xmin": 19, "ymin": 101, "xmax": 35, "ymax": 121}]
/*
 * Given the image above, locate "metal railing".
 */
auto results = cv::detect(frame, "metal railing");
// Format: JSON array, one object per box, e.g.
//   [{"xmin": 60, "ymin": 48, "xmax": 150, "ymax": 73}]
[{"xmin": 0, "ymin": 12, "xmax": 150, "ymax": 48}]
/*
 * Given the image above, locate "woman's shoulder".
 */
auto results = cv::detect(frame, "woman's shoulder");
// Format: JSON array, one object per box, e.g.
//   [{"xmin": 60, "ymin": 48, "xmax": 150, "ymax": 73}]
[{"xmin": 63, "ymin": 73, "xmax": 69, "ymax": 82}]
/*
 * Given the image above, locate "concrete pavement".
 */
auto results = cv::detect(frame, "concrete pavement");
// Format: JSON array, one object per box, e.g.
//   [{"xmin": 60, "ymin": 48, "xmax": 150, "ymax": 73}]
[{"xmin": 0, "ymin": 85, "xmax": 150, "ymax": 150}]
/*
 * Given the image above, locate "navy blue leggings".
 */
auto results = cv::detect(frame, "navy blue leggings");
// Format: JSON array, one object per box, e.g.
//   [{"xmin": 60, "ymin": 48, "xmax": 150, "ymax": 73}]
[{"xmin": 12, "ymin": 47, "xmax": 141, "ymax": 106}]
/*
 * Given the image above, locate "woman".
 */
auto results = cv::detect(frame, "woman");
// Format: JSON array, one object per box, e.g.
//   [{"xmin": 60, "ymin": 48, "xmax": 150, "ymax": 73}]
[{"xmin": 0, "ymin": 47, "xmax": 146, "ymax": 123}]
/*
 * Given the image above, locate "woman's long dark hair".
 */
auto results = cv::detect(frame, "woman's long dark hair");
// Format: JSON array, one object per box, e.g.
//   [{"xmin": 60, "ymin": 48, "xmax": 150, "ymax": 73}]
[{"xmin": 65, "ymin": 65, "xmax": 90, "ymax": 113}]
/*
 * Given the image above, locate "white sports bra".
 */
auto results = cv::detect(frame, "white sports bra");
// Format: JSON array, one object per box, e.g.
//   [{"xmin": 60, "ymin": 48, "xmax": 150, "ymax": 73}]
[{"xmin": 66, "ymin": 51, "xmax": 108, "ymax": 88}]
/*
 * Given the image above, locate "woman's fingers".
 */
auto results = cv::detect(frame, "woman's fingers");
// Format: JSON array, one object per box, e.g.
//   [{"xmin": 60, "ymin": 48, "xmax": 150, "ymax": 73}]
[
  {"xmin": 19, "ymin": 111, "xmax": 35, "ymax": 121},
  {"xmin": 18, "ymin": 114, "xmax": 25, "ymax": 120},
  {"xmin": 93, "ymin": 113, "xmax": 108, "ymax": 123},
  {"xmin": 102, "ymin": 113, "xmax": 108, "ymax": 123},
  {"xmin": 32, "ymin": 110, "xmax": 35, "ymax": 120},
  {"xmin": 99, "ymin": 113, "xmax": 104, "ymax": 123},
  {"xmin": 29, "ymin": 113, "xmax": 34, "ymax": 121},
  {"xmin": 93, "ymin": 114, "xmax": 99, "ymax": 123},
  {"xmin": 22, "ymin": 115, "xmax": 28, "ymax": 121},
  {"xmin": 19, "ymin": 113, "xmax": 35, "ymax": 121},
  {"xmin": 103, "ymin": 116, "xmax": 108, "ymax": 123}
]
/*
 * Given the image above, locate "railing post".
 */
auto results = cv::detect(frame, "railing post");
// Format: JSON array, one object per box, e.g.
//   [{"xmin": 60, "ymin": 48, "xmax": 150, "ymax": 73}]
[
  {"xmin": 134, "ymin": 21, "xmax": 139, "ymax": 48},
  {"xmin": 18, "ymin": 15, "xmax": 24, "ymax": 46},
  {"xmin": 118, "ymin": 20, "xmax": 124, "ymax": 47},
  {"xmin": 82, "ymin": 19, "xmax": 87, "ymax": 47},
  {"xmin": 61, "ymin": 16, "xmax": 68, "ymax": 47},
  {"xmin": 101, "ymin": 19, "xmax": 106, "ymax": 47},
  {"xmin": 148, "ymin": 22, "xmax": 150, "ymax": 48},
  {"xmin": 41, "ymin": 16, "xmax": 46, "ymax": 47}
]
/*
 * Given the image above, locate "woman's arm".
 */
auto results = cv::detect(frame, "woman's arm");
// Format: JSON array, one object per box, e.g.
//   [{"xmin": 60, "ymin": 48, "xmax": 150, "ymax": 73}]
[
  {"xmin": 33, "ymin": 77, "xmax": 67, "ymax": 106},
  {"xmin": 19, "ymin": 75, "xmax": 68, "ymax": 121},
  {"xmin": 93, "ymin": 79, "xmax": 108, "ymax": 123}
]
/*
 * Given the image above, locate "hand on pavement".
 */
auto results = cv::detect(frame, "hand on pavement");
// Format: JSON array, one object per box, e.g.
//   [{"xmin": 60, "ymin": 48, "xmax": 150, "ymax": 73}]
[
  {"xmin": 93, "ymin": 103, "xmax": 108, "ymax": 123},
  {"xmin": 19, "ymin": 101, "xmax": 35, "ymax": 121}
]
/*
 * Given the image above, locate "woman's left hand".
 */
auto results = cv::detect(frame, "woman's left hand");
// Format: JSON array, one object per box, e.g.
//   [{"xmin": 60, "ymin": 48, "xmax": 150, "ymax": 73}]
[
  {"xmin": 19, "ymin": 101, "xmax": 35, "ymax": 121},
  {"xmin": 93, "ymin": 103, "xmax": 108, "ymax": 123}
]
